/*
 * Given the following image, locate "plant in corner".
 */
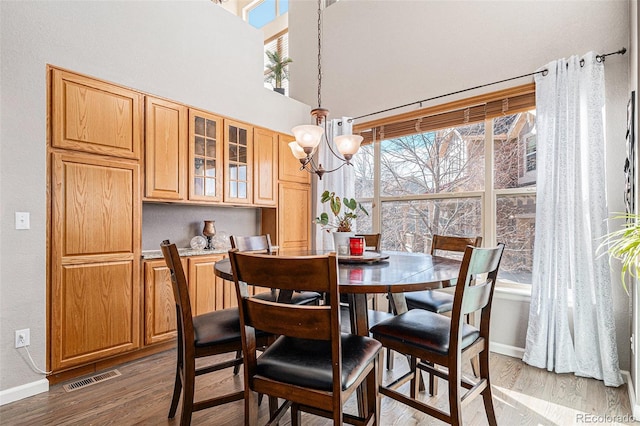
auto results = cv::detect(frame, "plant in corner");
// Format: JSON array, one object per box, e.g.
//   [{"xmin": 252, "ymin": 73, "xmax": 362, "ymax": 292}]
[
  {"xmin": 314, "ymin": 190, "xmax": 368, "ymax": 233},
  {"xmin": 598, "ymin": 212, "xmax": 640, "ymax": 293},
  {"xmin": 264, "ymin": 51, "xmax": 292, "ymax": 95}
]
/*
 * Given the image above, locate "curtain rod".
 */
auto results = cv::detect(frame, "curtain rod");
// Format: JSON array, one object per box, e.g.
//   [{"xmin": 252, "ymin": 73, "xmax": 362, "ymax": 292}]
[{"xmin": 350, "ymin": 48, "xmax": 627, "ymax": 123}]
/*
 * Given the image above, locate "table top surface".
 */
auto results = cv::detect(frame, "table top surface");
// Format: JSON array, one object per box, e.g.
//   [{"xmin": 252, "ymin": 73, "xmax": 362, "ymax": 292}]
[{"xmin": 214, "ymin": 250, "xmax": 461, "ymax": 294}]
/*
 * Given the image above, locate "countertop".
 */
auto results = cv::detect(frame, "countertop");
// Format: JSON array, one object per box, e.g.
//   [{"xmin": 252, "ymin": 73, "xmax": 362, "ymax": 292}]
[{"xmin": 141, "ymin": 247, "xmax": 228, "ymax": 260}]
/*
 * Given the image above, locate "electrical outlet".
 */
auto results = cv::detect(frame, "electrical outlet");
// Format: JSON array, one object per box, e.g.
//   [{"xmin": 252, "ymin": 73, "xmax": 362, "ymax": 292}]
[{"xmin": 15, "ymin": 329, "xmax": 30, "ymax": 348}]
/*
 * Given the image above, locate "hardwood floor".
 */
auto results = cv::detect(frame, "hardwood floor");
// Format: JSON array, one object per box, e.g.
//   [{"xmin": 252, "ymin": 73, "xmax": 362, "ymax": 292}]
[{"xmin": 0, "ymin": 349, "xmax": 633, "ymax": 425}]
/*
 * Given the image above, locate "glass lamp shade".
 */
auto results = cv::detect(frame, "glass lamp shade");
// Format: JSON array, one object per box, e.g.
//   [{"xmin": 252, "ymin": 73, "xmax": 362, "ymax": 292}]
[
  {"xmin": 288, "ymin": 141, "xmax": 308, "ymax": 160},
  {"xmin": 292, "ymin": 125, "xmax": 324, "ymax": 150},
  {"xmin": 334, "ymin": 134, "xmax": 363, "ymax": 158}
]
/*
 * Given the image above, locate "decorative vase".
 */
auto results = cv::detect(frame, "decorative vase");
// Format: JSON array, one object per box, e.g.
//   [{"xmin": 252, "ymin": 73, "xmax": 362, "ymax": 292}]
[
  {"xmin": 332, "ymin": 231, "xmax": 354, "ymax": 255},
  {"xmin": 273, "ymin": 87, "xmax": 285, "ymax": 95}
]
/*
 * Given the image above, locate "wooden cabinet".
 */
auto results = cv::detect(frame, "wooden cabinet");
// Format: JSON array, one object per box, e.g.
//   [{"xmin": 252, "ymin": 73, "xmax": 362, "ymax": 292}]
[
  {"xmin": 224, "ymin": 120, "xmax": 253, "ymax": 205},
  {"xmin": 278, "ymin": 182, "xmax": 312, "ymax": 250},
  {"xmin": 253, "ymin": 128, "xmax": 278, "ymax": 207},
  {"xmin": 144, "ymin": 96, "xmax": 188, "ymax": 200},
  {"xmin": 189, "ymin": 109, "xmax": 224, "ymax": 202},
  {"xmin": 278, "ymin": 133, "xmax": 311, "ymax": 184},
  {"xmin": 50, "ymin": 151, "xmax": 141, "ymax": 371},
  {"xmin": 51, "ymin": 69, "xmax": 143, "ymax": 160},
  {"xmin": 188, "ymin": 254, "xmax": 235, "ymax": 316},
  {"xmin": 143, "ymin": 259, "xmax": 187, "ymax": 345}
]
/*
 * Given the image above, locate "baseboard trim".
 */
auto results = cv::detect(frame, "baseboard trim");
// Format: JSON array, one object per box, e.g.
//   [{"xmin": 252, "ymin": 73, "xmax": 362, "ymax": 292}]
[
  {"xmin": 0, "ymin": 379, "xmax": 49, "ymax": 406},
  {"xmin": 620, "ymin": 370, "xmax": 639, "ymax": 419},
  {"xmin": 490, "ymin": 341, "xmax": 525, "ymax": 358}
]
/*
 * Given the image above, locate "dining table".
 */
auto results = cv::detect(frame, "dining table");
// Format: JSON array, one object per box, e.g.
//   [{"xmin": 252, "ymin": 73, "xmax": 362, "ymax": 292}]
[{"xmin": 213, "ymin": 250, "xmax": 462, "ymax": 337}]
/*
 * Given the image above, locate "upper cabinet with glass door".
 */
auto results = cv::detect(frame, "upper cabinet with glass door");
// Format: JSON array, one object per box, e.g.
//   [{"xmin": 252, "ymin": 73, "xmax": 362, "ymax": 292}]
[
  {"xmin": 224, "ymin": 119, "xmax": 253, "ymax": 205},
  {"xmin": 189, "ymin": 109, "xmax": 223, "ymax": 202}
]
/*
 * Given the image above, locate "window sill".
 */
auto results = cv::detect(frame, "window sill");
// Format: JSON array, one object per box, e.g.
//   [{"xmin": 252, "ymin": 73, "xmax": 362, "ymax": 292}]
[{"xmin": 494, "ymin": 281, "xmax": 532, "ymax": 302}]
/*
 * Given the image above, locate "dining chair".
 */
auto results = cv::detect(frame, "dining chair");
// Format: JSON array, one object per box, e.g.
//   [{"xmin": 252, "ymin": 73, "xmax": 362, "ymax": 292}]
[
  {"xmin": 371, "ymin": 243, "xmax": 505, "ymax": 426},
  {"xmin": 390, "ymin": 235, "xmax": 483, "ymax": 378},
  {"xmin": 160, "ymin": 240, "xmax": 271, "ymax": 426},
  {"xmin": 229, "ymin": 250, "xmax": 382, "ymax": 425},
  {"xmin": 356, "ymin": 233, "xmax": 381, "ymax": 252},
  {"xmin": 230, "ymin": 234, "xmax": 322, "ymax": 307}
]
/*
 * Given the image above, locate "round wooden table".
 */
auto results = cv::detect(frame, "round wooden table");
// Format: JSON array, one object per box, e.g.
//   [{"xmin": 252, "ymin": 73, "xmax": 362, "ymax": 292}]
[{"xmin": 214, "ymin": 250, "xmax": 461, "ymax": 337}]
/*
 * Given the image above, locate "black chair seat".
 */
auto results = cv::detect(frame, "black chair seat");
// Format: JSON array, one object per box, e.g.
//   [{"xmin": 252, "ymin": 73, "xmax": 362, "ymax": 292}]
[
  {"xmin": 256, "ymin": 334, "xmax": 381, "ymax": 391},
  {"xmin": 404, "ymin": 290, "xmax": 454, "ymax": 313},
  {"xmin": 192, "ymin": 308, "xmax": 243, "ymax": 347},
  {"xmin": 371, "ymin": 309, "xmax": 479, "ymax": 356},
  {"xmin": 340, "ymin": 306, "xmax": 395, "ymax": 334},
  {"xmin": 254, "ymin": 290, "xmax": 321, "ymax": 305},
  {"xmin": 193, "ymin": 308, "xmax": 270, "ymax": 348}
]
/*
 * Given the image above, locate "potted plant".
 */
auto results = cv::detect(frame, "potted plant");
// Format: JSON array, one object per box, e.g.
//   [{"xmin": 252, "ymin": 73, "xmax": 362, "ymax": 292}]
[
  {"xmin": 314, "ymin": 190, "xmax": 368, "ymax": 253},
  {"xmin": 599, "ymin": 212, "xmax": 640, "ymax": 293},
  {"xmin": 264, "ymin": 51, "xmax": 292, "ymax": 95}
]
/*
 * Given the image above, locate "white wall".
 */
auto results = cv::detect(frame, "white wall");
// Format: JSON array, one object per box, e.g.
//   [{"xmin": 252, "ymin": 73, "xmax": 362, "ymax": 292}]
[
  {"xmin": 289, "ymin": 0, "xmax": 631, "ymax": 368},
  {"xmin": 0, "ymin": 0, "xmax": 310, "ymax": 399}
]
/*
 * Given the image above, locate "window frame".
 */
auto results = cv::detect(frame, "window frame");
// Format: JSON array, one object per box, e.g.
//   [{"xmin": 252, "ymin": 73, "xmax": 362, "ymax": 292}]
[{"xmin": 352, "ymin": 84, "xmax": 535, "ymax": 292}]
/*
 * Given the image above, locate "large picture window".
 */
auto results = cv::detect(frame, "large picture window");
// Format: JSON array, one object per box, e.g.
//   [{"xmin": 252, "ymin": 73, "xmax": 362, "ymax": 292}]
[{"xmin": 352, "ymin": 85, "xmax": 536, "ymax": 285}]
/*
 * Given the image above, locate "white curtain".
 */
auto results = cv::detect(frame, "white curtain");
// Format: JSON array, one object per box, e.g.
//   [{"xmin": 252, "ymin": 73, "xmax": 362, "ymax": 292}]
[
  {"xmin": 314, "ymin": 117, "xmax": 356, "ymax": 251},
  {"xmin": 522, "ymin": 52, "xmax": 623, "ymax": 387}
]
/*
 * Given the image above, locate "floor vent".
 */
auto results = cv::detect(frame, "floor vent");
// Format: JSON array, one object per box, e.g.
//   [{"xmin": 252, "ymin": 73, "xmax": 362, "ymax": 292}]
[{"xmin": 63, "ymin": 369, "xmax": 121, "ymax": 392}]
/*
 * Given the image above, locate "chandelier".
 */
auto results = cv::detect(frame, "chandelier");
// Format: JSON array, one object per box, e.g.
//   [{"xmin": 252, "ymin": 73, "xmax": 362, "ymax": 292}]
[{"xmin": 289, "ymin": 0, "xmax": 362, "ymax": 180}]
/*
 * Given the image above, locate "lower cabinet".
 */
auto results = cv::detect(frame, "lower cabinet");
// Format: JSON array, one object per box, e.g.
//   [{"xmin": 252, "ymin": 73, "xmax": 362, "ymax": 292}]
[
  {"xmin": 144, "ymin": 259, "xmax": 184, "ymax": 345},
  {"xmin": 187, "ymin": 254, "xmax": 234, "ymax": 315}
]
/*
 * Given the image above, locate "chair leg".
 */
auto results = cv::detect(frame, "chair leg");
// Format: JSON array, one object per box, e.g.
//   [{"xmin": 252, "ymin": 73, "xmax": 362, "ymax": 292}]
[
  {"xmin": 427, "ymin": 362, "xmax": 438, "ymax": 396},
  {"xmin": 180, "ymin": 358, "xmax": 196, "ymax": 426},
  {"xmin": 244, "ymin": 390, "xmax": 259, "ymax": 426},
  {"xmin": 480, "ymin": 350, "xmax": 497, "ymax": 426},
  {"xmin": 409, "ymin": 356, "xmax": 419, "ymax": 399},
  {"xmin": 233, "ymin": 349, "xmax": 242, "ymax": 375},
  {"xmin": 168, "ymin": 360, "xmax": 182, "ymax": 418},
  {"xmin": 386, "ymin": 347, "xmax": 394, "ymax": 370},
  {"xmin": 447, "ymin": 363, "xmax": 462, "ymax": 426},
  {"xmin": 291, "ymin": 404, "xmax": 301, "ymax": 426},
  {"xmin": 268, "ymin": 396, "xmax": 279, "ymax": 423}
]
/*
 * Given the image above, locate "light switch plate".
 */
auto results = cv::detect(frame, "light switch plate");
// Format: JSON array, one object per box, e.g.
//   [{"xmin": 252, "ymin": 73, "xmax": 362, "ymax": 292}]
[{"xmin": 15, "ymin": 212, "xmax": 30, "ymax": 230}]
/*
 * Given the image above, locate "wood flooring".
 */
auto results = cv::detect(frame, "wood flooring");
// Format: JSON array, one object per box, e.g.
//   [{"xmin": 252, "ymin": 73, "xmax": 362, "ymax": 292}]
[{"xmin": 0, "ymin": 349, "xmax": 633, "ymax": 425}]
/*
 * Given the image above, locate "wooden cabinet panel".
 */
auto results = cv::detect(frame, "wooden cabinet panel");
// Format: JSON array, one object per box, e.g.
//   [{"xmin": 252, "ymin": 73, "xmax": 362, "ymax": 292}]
[
  {"xmin": 224, "ymin": 120, "xmax": 253, "ymax": 204},
  {"xmin": 145, "ymin": 97, "xmax": 187, "ymax": 200},
  {"xmin": 278, "ymin": 134, "xmax": 311, "ymax": 184},
  {"xmin": 51, "ymin": 152, "xmax": 141, "ymax": 371},
  {"xmin": 143, "ymin": 259, "xmax": 186, "ymax": 345},
  {"xmin": 51, "ymin": 68, "xmax": 143, "ymax": 159},
  {"xmin": 189, "ymin": 109, "xmax": 223, "ymax": 202},
  {"xmin": 278, "ymin": 182, "xmax": 311, "ymax": 250},
  {"xmin": 57, "ymin": 158, "xmax": 135, "ymax": 255},
  {"xmin": 188, "ymin": 254, "xmax": 234, "ymax": 316},
  {"xmin": 253, "ymin": 128, "xmax": 277, "ymax": 207}
]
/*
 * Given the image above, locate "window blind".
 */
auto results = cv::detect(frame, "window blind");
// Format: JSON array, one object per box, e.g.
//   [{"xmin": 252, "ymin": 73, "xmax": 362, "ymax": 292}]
[{"xmin": 354, "ymin": 84, "xmax": 535, "ymax": 145}]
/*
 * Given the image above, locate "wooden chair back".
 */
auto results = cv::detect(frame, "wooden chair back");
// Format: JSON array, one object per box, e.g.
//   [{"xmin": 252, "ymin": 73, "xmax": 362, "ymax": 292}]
[
  {"xmin": 450, "ymin": 244, "xmax": 505, "ymax": 349},
  {"xmin": 430, "ymin": 234, "xmax": 482, "ymax": 256},
  {"xmin": 356, "ymin": 233, "xmax": 381, "ymax": 252},
  {"xmin": 230, "ymin": 234, "xmax": 273, "ymax": 253},
  {"xmin": 229, "ymin": 250, "xmax": 339, "ymax": 339}
]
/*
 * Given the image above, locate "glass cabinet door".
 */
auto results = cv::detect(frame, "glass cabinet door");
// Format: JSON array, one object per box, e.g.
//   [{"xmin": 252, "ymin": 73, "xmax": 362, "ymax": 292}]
[
  {"xmin": 189, "ymin": 109, "xmax": 223, "ymax": 202},
  {"xmin": 224, "ymin": 119, "xmax": 253, "ymax": 204}
]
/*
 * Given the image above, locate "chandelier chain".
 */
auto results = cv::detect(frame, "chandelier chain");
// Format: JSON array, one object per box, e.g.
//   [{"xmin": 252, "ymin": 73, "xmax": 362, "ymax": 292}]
[{"xmin": 317, "ymin": 0, "xmax": 322, "ymax": 109}]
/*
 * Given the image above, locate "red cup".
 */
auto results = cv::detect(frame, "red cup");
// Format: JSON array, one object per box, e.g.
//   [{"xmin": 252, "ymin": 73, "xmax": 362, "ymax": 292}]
[{"xmin": 349, "ymin": 237, "xmax": 364, "ymax": 256}]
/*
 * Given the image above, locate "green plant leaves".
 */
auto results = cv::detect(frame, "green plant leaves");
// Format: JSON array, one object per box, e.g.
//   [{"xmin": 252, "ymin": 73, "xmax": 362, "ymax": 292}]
[
  {"xmin": 314, "ymin": 190, "xmax": 369, "ymax": 233},
  {"xmin": 598, "ymin": 212, "xmax": 640, "ymax": 294}
]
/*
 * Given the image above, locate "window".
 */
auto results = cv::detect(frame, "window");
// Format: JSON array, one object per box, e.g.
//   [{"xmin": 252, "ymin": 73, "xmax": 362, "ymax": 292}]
[
  {"xmin": 263, "ymin": 31, "xmax": 290, "ymax": 95},
  {"xmin": 353, "ymin": 86, "xmax": 536, "ymax": 285},
  {"xmin": 245, "ymin": 0, "xmax": 288, "ymax": 29}
]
